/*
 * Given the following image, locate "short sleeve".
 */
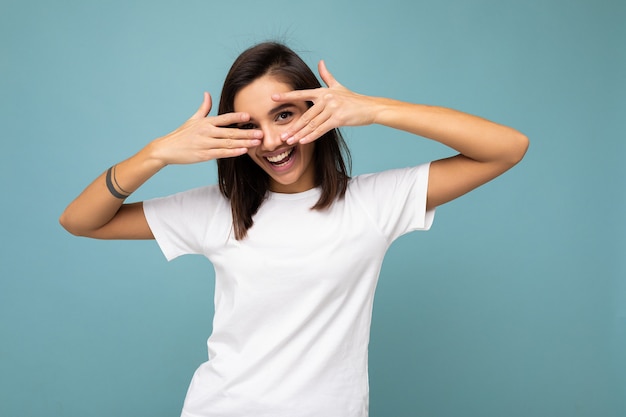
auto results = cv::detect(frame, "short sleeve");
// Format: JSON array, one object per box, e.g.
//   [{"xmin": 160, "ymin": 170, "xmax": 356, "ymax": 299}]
[
  {"xmin": 349, "ymin": 163, "xmax": 435, "ymax": 243},
  {"xmin": 143, "ymin": 185, "xmax": 228, "ymax": 261}
]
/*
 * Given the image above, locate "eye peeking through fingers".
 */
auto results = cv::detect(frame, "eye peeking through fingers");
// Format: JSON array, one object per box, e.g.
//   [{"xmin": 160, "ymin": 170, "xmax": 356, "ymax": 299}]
[{"xmin": 275, "ymin": 111, "xmax": 294, "ymax": 123}]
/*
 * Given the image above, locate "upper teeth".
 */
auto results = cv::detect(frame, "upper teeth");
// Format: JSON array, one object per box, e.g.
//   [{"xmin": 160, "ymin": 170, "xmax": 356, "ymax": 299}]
[{"xmin": 266, "ymin": 149, "xmax": 292, "ymax": 163}]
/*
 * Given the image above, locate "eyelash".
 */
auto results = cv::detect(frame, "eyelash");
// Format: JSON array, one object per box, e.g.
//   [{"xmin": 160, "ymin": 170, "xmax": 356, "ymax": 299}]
[
  {"xmin": 276, "ymin": 111, "xmax": 293, "ymax": 122},
  {"xmin": 239, "ymin": 111, "xmax": 294, "ymax": 130}
]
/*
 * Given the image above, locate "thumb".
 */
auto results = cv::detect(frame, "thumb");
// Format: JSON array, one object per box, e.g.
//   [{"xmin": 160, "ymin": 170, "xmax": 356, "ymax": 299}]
[
  {"xmin": 318, "ymin": 60, "xmax": 341, "ymax": 88},
  {"xmin": 190, "ymin": 92, "xmax": 212, "ymax": 119}
]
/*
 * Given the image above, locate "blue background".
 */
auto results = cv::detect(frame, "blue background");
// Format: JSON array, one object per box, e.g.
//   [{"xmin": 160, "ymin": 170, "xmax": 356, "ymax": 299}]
[{"xmin": 1, "ymin": 0, "xmax": 624, "ymax": 416}]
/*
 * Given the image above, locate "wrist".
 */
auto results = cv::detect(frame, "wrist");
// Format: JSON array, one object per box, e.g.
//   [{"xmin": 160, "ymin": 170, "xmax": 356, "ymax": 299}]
[
  {"xmin": 140, "ymin": 138, "xmax": 170, "ymax": 171},
  {"xmin": 370, "ymin": 97, "xmax": 397, "ymax": 126}
]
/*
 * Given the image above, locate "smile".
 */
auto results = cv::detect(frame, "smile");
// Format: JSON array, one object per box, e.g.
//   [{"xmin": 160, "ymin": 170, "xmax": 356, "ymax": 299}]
[{"xmin": 265, "ymin": 148, "xmax": 295, "ymax": 167}]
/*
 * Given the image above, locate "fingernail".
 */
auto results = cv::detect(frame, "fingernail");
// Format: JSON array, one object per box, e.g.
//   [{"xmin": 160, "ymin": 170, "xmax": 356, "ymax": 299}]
[
  {"xmin": 280, "ymin": 132, "xmax": 289, "ymax": 140},
  {"xmin": 254, "ymin": 131, "xmax": 263, "ymax": 138}
]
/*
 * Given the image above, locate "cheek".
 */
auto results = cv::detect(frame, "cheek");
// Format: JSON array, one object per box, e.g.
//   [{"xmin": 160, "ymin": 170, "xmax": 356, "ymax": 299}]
[
  {"xmin": 280, "ymin": 119, "xmax": 298, "ymax": 135},
  {"xmin": 247, "ymin": 150, "xmax": 263, "ymax": 166}
]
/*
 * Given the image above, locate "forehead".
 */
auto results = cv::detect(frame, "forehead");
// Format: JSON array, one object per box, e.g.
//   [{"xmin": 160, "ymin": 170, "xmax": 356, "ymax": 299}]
[{"xmin": 233, "ymin": 74, "xmax": 293, "ymax": 113}]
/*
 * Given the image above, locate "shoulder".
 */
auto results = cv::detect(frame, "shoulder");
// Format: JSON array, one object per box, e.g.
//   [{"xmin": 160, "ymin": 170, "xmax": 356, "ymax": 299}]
[
  {"xmin": 142, "ymin": 184, "xmax": 232, "ymax": 259},
  {"xmin": 345, "ymin": 163, "xmax": 435, "ymax": 238},
  {"xmin": 143, "ymin": 184, "xmax": 230, "ymax": 223},
  {"xmin": 348, "ymin": 163, "xmax": 431, "ymax": 194},
  {"xmin": 146, "ymin": 184, "xmax": 225, "ymax": 207}
]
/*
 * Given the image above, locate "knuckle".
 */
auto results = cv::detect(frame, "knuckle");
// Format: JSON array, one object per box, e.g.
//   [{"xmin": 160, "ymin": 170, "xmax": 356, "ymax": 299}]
[{"xmin": 206, "ymin": 123, "xmax": 218, "ymax": 135}]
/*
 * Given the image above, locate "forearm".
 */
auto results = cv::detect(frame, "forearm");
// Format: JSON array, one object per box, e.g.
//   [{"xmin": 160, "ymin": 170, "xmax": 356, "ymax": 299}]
[
  {"xmin": 59, "ymin": 144, "xmax": 164, "ymax": 236},
  {"xmin": 372, "ymin": 98, "xmax": 528, "ymax": 165}
]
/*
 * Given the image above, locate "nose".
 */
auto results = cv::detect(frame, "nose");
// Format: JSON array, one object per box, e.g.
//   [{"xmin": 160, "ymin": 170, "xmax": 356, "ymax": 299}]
[{"xmin": 260, "ymin": 126, "xmax": 285, "ymax": 152}]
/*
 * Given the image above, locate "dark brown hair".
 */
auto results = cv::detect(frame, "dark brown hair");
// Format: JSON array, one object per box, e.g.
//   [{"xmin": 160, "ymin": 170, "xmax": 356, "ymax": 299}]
[{"xmin": 217, "ymin": 42, "xmax": 351, "ymax": 240}]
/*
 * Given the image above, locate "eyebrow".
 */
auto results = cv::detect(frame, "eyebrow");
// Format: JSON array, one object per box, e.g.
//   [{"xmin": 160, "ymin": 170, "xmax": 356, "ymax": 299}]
[{"xmin": 267, "ymin": 103, "xmax": 296, "ymax": 117}]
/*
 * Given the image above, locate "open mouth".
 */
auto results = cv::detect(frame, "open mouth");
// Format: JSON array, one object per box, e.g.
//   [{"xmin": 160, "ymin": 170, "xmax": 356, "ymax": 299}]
[{"xmin": 264, "ymin": 147, "xmax": 295, "ymax": 167}]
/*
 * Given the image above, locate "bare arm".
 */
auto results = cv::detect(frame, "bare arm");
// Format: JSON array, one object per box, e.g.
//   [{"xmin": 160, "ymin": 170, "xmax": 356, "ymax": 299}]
[
  {"xmin": 370, "ymin": 99, "xmax": 528, "ymax": 210},
  {"xmin": 272, "ymin": 61, "xmax": 529, "ymax": 210},
  {"xmin": 59, "ymin": 92, "xmax": 263, "ymax": 239}
]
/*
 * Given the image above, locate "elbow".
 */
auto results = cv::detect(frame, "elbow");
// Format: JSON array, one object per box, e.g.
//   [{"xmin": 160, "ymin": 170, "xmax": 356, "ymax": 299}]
[
  {"xmin": 505, "ymin": 131, "xmax": 529, "ymax": 167},
  {"xmin": 59, "ymin": 212, "xmax": 78, "ymax": 236},
  {"xmin": 59, "ymin": 211, "xmax": 88, "ymax": 237}
]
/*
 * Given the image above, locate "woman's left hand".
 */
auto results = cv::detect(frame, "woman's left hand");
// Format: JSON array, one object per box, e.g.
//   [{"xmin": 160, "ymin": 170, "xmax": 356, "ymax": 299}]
[{"xmin": 271, "ymin": 61, "xmax": 378, "ymax": 144}]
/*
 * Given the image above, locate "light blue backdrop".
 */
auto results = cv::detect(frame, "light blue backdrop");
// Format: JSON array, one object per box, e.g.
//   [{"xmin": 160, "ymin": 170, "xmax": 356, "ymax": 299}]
[{"xmin": 1, "ymin": 0, "xmax": 624, "ymax": 416}]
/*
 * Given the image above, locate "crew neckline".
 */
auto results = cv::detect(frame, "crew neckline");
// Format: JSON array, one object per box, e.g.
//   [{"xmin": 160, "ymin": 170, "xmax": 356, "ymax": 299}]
[{"xmin": 267, "ymin": 187, "xmax": 321, "ymax": 201}]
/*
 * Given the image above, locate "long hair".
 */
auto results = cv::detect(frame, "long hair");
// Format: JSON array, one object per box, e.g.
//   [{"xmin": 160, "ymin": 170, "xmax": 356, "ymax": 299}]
[{"xmin": 217, "ymin": 42, "xmax": 351, "ymax": 240}]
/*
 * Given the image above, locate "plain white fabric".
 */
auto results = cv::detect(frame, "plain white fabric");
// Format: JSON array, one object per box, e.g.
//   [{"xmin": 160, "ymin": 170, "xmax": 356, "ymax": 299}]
[{"xmin": 143, "ymin": 163, "xmax": 434, "ymax": 417}]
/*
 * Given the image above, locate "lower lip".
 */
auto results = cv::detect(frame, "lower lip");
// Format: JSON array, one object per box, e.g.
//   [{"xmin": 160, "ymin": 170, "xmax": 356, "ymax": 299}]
[{"xmin": 265, "ymin": 147, "xmax": 298, "ymax": 173}]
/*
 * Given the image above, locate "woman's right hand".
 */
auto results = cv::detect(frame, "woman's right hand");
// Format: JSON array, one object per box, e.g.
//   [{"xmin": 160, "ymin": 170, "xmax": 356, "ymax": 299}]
[
  {"xmin": 148, "ymin": 92, "xmax": 263, "ymax": 167},
  {"xmin": 60, "ymin": 93, "xmax": 262, "ymax": 239}
]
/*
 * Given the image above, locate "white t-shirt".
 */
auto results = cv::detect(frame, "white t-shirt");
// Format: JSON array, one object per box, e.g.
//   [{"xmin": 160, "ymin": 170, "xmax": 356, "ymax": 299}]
[{"xmin": 143, "ymin": 163, "xmax": 435, "ymax": 417}]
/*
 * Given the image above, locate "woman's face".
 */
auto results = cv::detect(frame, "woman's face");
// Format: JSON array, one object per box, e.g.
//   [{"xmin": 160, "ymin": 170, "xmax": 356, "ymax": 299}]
[{"xmin": 234, "ymin": 74, "xmax": 316, "ymax": 194}]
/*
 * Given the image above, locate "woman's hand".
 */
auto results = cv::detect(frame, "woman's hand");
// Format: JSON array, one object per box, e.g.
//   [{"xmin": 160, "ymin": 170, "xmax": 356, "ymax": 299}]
[
  {"xmin": 271, "ymin": 61, "xmax": 378, "ymax": 145},
  {"xmin": 149, "ymin": 92, "xmax": 263, "ymax": 167},
  {"xmin": 60, "ymin": 93, "xmax": 264, "ymax": 239}
]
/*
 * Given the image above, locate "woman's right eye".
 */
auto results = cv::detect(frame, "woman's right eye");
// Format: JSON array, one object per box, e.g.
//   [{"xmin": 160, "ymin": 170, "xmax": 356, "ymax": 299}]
[{"xmin": 239, "ymin": 123, "xmax": 256, "ymax": 130}]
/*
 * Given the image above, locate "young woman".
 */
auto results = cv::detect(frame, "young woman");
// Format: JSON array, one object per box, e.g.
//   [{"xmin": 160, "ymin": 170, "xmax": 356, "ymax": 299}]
[{"xmin": 60, "ymin": 42, "xmax": 528, "ymax": 417}]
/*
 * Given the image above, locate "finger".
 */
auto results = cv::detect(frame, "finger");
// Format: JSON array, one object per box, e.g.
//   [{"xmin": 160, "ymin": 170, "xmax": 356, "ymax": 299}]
[
  {"xmin": 271, "ymin": 88, "xmax": 320, "ymax": 103},
  {"xmin": 286, "ymin": 109, "xmax": 332, "ymax": 145},
  {"xmin": 281, "ymin": 105, "xmax": 325, "ymax": 143},
  {"xmin": 207, "ymin": 137, "xmax": 262, "ymax": 150},
  {"xmin": 190, "ymin": 92, "xmax": 212, "ymax": 119},
  {"xmin": 318, "ymin": 60, "xmax": 341, "ymax": 88},
  {"xmin": 219, "ymin": 147, "xmax": 250, "ymax": 158},
  {"xmin": 211, "ymin": 111, "xmax": 253, "ymax": 128},
  {"xmin": 216, "ymin": 126, "xmax": 263, "ymax": 141},
  {"xmin": 203, "ymin": 147, "xmax": 250, "ymax": 161},
  {"xmin": 298, "ymin": 119, "xmax": 334, "ymax": 144}
]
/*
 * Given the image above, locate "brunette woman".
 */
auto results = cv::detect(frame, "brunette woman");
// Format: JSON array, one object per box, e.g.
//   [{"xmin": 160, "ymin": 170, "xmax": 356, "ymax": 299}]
[{"xmin": 60, "ymin": 42, "xmax": 528, "ymax": 417}]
